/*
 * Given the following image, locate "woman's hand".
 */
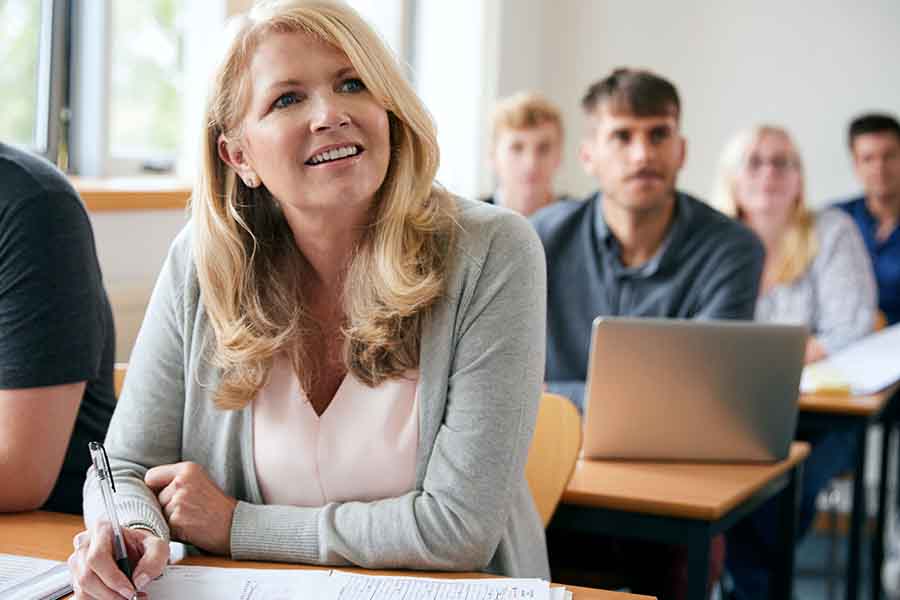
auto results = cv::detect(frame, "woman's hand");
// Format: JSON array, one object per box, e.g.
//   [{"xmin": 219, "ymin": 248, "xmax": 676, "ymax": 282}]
[
  {"xmin": 804, "ymin": 336, "xmax": 828, "ymax": 364},
  {"xmin": 145, "ymin": 462, "xmax": 237, "ymax": 555},
  {"xmin": 68, "ymin": 523, "xmax": 168, "ymax": 599}
]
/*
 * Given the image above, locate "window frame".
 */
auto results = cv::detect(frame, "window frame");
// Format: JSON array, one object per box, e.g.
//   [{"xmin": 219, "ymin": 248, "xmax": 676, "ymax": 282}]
[{"xmin": 36, "ymin": 0, "xmax": 414, "ymax": 179}]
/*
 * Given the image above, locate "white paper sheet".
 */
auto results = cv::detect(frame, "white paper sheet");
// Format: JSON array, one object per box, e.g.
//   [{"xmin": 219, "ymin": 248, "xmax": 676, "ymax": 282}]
[
  {"xmin": 0, "ymin": 554, "xmax": 71, "ymax": 600},
  {"xmin": 143, "ymin": 566, "xmax": 332, "ymax": 600},
  {"xmin": 142, "ymin": 566, "xmax": 562, "ymax": 600},
  {"xmin": 801, "ymin": 323, "xmax": 900, "ymax": 395},
  {"xmin": 325, "ymin": 571, "xmax": 550, "ymax": 600}
]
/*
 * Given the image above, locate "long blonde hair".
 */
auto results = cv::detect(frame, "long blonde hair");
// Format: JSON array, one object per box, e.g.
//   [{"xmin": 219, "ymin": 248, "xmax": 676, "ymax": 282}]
[
  {"xmin": 711, "ymin": 125, "xmax": 817, "ymax": 286},
  {"xmin": 193, "ymin": 0, "xmax": 455, "ymax": 409}
]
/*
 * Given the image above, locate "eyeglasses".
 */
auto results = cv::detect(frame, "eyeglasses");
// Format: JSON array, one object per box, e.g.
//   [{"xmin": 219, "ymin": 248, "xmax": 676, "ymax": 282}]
[{"xmin": 744, "ymin": 154, "xmax": 799, "ymax": 174}]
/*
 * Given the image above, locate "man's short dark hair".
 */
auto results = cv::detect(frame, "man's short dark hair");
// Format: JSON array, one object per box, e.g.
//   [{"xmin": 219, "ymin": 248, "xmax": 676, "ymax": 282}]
[
  {"xmin": 581, "ymin": 68, "xmax": 681, "ymax": 120},
  {"xmin": 848, "ymin": 113, "xmax": 900, "ymax": 149}
]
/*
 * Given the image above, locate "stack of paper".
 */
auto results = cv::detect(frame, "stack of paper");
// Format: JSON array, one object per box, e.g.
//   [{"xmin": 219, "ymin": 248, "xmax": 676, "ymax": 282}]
[
  {"xmin": 0, "ymin": 554, "xmax": 71, "ymax": 600},
  {"xmin": 0, "ymin": 556, "xmax": 572, "ymax": 600},
  {"xmin": 143, "ymin": 566, "xmax": 572, "ymax": 600},
  {"xmin": 801, "ymin": 323, "xmax": 900, "ymax": 395}
]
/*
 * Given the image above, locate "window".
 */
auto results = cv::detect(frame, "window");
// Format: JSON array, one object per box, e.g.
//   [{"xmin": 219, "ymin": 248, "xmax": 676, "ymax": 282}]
[
  {"xmin": 9, "ymin": 0, "xmax": 408, "ymax": 178},
  {"xmin": 0, "ymin": 0, "xmax": 44, "ymax": 150},
  {"xmin": 109, "ymin": 0, "xmax": 185, "ymax": 170}
]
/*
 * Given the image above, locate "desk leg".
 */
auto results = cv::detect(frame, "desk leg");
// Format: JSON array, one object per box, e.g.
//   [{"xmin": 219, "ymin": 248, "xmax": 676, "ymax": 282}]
[
  {"xmin": 772, "ymin": 463, "xmax": 800, "ymax": 600},
  {"xmin": 848, "ymin": 424, "xmax": 869, "ymax": 600},
  {"xmin": 874, "ymin": 413, "xmax": 895, "ymax": 600},
  {"xmin": 686, "ymin": 526, "xmax": 711, "ymax": 600}
]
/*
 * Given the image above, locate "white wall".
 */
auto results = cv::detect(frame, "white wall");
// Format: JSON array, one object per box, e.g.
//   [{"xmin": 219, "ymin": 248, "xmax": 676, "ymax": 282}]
[
  {"xmin": 90, "ymin": 210, "xmax": 187, "ymax": 360},
  {"xmin": 413, "ymin": 0, "xmax": 488, "ymax": 199},
  {"xmin": 485, "ymin": 0, "xmax": 900, "ymax": 207},
  {"xmin": 543, "ymin": 0, "xmax": 900, "ymax": 205}
]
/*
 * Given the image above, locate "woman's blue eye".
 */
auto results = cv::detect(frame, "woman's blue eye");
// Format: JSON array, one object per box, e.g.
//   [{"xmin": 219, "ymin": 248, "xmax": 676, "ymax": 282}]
[
  {"xmin": 273, "ymin": 92, "xmax": 300, "ymax": 109},
  {"xmin": 339, "ymin": 78, "xmax": 366, "ymax": 93}
]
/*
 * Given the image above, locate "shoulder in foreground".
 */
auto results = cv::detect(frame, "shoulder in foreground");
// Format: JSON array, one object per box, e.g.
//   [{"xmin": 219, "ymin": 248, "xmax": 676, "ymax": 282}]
[
  {"xmin": 0, "ymin": 142, "xmax": 78, "ymax": 205},
  {"xmin": 162, "ymin": 221, "xmax": 197, "ymax": 278},
  {"xmin": 451, "ymin": 195, "xmax": 544, "ymax": 268}
]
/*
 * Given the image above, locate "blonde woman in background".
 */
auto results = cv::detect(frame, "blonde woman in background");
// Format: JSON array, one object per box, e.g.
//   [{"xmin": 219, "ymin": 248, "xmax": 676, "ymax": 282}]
[
  {"xmin": 712, "ymin": 124, "xmax": 876, "ymax": 600},
  {"xmin": 713, "ymin": 125, "xmax": 876, "ymax": 361},
  {"xmin": 67, "ymin": 1, "xmax": 549, "ymax": 597}
]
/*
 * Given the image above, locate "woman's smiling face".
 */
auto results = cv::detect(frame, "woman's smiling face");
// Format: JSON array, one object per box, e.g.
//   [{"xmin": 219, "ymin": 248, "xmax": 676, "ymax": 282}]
[{"xmin": 220, "ymin": 31, "xmax": 391, "ymax": 216}]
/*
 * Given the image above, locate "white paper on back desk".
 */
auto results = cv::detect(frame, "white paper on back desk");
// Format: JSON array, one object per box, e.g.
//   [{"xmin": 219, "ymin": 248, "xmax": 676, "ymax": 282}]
[
  {"xmin": 801, "ymin": 322, "xmax": 900, "ymax": 395},
  {"xmin": 143, "ymin": 566, "xmax": 569, "ymax": 600}
]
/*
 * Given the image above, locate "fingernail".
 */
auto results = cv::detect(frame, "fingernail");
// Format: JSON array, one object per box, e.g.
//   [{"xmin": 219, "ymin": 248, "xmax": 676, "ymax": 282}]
[
  {"xmin": 119, "ymin": 588, "xmax": 134, "ymax": 599},
  {"xmin": 135, "ymin": 573, "xmax": 151, "ymax": 590}
]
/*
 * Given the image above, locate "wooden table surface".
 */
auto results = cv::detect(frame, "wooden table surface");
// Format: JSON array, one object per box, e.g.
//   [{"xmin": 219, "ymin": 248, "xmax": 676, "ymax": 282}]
[
  {"xmin": 798, "ymin": 383, "xmax": 898, "ymax": 416},
  {"xmin": 0, "ymin": 511, "xmax": 653, "ymax": 600},
  {"xmin": 562, "ymin": 441, "xmax": 810, "ymax": 521}
]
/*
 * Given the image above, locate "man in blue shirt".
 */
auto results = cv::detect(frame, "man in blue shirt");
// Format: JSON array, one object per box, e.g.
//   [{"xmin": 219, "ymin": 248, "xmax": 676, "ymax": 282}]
[
  {"xmin": 532, "ymin": 68, "xmax": 763, "ymax": 600},
  {"xmin": 835, "ymin": 113, "xmax": 900, "ymax": 326},
  {"xmin": 531, "ymin": 69, "xmax": 763, "ymax": 413}
]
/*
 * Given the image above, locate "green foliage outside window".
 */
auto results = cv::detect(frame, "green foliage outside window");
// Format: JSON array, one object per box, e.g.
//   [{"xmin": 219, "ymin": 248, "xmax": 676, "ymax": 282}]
[
  {"xmin": 110, "ymin": 0, "xmax": 183, "ymax": 158},
  {"xmin": 0, "ymin": 0, "xmax": 40, "ymax": 147}
]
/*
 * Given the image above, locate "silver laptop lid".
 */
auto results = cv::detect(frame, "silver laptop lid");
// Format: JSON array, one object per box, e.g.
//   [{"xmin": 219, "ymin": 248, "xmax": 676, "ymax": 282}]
[{"xmin": 582, "ymin": 317, "xmax": 807, "ymax": 462}]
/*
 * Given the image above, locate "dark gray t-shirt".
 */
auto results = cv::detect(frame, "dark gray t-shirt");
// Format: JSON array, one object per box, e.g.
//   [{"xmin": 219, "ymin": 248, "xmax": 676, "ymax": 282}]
[
  {"xmin": 0, "ymin": 142, "xmax": 115, "ymax": 514},
  {"xmin": 530, "ymin": 191, "xmax": 764, "ymax": 411}
]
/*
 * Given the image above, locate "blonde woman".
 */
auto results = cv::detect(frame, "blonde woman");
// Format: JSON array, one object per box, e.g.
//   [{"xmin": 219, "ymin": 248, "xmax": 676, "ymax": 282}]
[
  {"xmin": 712, "ymin": 125, "xmax": 876, "ymax": 599},
  {"xmin": 67, "ymin": 1, "xmax": 548, "ymax": 597},
  {"xmin": 713, "ymin": 125, "xmax": 876, "ymax": 361}
]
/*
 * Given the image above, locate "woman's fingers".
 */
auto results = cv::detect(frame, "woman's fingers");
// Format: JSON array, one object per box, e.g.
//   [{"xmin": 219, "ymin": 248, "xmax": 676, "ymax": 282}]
[
  {"xmin": 131, "ymin": 532, "xmax": 169, "ymax": 591},
  {"xmin": 69, "ymin": 523, "xmax": 136, "ymax": 600}
]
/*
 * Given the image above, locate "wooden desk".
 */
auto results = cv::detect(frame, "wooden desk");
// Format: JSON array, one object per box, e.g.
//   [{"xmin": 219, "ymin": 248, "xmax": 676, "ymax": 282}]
[
  {"xmin": 553, "ymin": 442, "xmax": 810, "ymax": 600},
  {"xmin": 799, "ymin": 383, "xmax": 900, "ymax": 600},
  {"xmin": 0, "ymin": 512, "xmax": 652, "ymax": 600}
]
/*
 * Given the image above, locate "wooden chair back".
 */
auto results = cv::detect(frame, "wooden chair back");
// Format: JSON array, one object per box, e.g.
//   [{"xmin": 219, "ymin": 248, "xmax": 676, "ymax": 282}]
[
  {"xmin": 525, "ymin": 392, "xmax": 583, "ymax": 526},
  {"xmin": 113, "ymin": 363, "xmax": 128, "ymax": 398}
]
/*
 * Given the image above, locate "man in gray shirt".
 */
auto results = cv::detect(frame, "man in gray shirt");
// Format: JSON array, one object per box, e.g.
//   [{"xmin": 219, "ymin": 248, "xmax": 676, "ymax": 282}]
[
  {"xmin": 531, "ymin": 69, "xmax": 763, "ymax": 599},
  {"xmin": 531, "ymin": 69, "xmax": 764, "ymax": 413}
]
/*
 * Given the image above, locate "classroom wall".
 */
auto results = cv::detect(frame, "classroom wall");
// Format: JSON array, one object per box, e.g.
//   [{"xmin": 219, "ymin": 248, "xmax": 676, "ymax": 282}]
[
  {"xmin": 515, "ymin": 0, "xmax": 900, "ymax": 207},
  {"xmin": 89, "ymin": 211, "xmax": 187, "ymax": 361}
]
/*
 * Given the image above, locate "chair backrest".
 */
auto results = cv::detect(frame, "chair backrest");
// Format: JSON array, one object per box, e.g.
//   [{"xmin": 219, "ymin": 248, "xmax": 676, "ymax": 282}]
[
  {"xmin": 525, "ymin": 392, "xmax": 583, "ymax": 526},
  {"xmin": 113, "ymin": 363, "xmax": 128, "ymax": 398},
  {"xmin": 875, "ymin": 311, "xmax": 887, "ymax": 332}
]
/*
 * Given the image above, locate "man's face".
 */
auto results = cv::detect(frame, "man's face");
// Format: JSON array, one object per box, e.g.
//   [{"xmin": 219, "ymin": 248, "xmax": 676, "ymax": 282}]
[
  {"xmin": 579, "ymin": 103, "xmax": 685, "ymax": 214},
  {"xmin": 491, "ymin": 122, "xmax": 562, "ymax": 215},
  {"xmin": 852, "ymin": 131, "xmax": 900, "ymax": 201}
]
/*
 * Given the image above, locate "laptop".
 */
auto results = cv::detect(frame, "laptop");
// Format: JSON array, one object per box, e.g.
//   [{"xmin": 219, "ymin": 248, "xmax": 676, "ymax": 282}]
[{"xmin": 582, "ymin": 317, "xmax": 807, "ymax": 462}]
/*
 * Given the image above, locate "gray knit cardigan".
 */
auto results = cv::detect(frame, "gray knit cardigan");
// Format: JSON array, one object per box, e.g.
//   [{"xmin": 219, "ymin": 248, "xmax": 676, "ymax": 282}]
[{"xmin": 84, "ymin": 197, "xmax": 550, "ymax": 579}]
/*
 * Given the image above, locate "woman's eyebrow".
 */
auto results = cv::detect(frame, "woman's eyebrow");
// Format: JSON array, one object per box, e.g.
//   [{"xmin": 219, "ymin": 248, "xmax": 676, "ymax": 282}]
[{"xmin": 265, "ymin": 78, "xmax": 304, "ymax": 93}]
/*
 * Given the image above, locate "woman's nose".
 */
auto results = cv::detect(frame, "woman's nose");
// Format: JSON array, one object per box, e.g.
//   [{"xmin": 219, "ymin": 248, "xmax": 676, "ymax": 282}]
[{"xmin": 310, "ymin": 94, "xmax": 350, "ymax": 132}]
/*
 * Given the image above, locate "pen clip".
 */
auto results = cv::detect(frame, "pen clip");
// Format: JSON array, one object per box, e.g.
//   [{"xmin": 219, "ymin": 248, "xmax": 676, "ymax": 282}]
[
  {"xmin": 90, "ymin": 441, "xmax": 117, "ymax": 494},
  {"xmin": 100, "ymin": 443, "xmax": 116, "ymax": 494}
]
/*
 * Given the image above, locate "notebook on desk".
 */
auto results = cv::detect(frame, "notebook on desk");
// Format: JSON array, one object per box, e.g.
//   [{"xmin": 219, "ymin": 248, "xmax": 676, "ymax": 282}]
[
  {"xmin": 0, "ymin": 554, "xmax": 70, "ymax": 600},
  {"xmin": 801, "ymin": 322, "xmax": 900, "ymax": 395},
  {"xmin": 0, "ymin": 542, "xmax": 187, "ymax": 600},
  {"xmin": 582, "ymin": 317, "xmax": 807, "ymax": 463}
]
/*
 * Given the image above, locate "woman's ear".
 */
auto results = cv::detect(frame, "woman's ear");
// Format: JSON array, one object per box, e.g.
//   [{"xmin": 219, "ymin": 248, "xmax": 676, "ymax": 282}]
[{"xmin": 218, "ymin": 133, "xmax": 260, "ymax": 188}]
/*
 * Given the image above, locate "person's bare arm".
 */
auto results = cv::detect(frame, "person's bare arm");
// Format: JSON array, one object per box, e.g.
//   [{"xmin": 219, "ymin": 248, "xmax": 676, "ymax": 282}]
[{"xmin": 0, "ymin": 382, "xmax": 85, "ymax": 511}]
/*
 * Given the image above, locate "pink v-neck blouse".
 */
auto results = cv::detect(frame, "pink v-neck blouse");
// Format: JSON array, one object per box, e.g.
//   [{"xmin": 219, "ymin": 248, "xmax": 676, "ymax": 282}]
[{"xmin": 252, "ymin": 355, "xmax": 419, "ymax": 507}]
